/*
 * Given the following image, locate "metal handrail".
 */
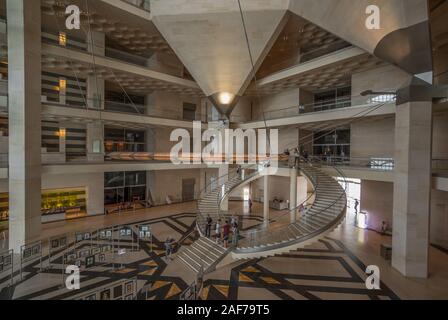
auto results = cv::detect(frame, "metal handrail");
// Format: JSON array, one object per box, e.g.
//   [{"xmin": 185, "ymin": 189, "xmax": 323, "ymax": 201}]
[
  {"xmin": 311, "ymin": 155, "xmax": 395, "ymax": 171},
  {"xmin": 238, "ymin": 162, "xmax": 317, "ymax": 237},
  {"xmin": 196, "ymin": 164, "xmax": 262, "ymax": 236},
  {"xmin": 234, "ymin": 156, "xmax": 347, "ymax": 252},
  {"xmin": 229, "ymin": 92, "xmax": 396, "ymax": 123}
]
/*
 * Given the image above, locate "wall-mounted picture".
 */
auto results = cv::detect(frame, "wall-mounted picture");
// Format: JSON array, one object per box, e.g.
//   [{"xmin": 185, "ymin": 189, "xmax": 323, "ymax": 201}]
[
  {"xmin": 51, "ymin": 239, "xmax": 59, "ymax": 249},
  {"xmin": 3, "ymin": 255, "xmax": 11, "ymax": 266},
  {"xmin": 22, "ymin": 248, "xmax": 32, "ymax": 259},
  {"xmin": 99, "ymin": 230, "xmax": 106, "ymax": 239},
  {"xmin": 66, "ymin": 254, "xmax": 77, "ymax": 262},
  {"xmin": 100, "ymin": 289, "xmax": 111, "ymax": 300},
  {"xmin": 78, "ymin": 249, "xmax": 90, "ymax": 258},
  {"xmin": 106, "ymin": 230, "xmax": 112, "ymax": 238},
  {"xmin": 92, "ymin": 247, "xmax": 101, "ymax": 255},
  {"xmin": 98, "ymin": 254, "xmax": 106, "ymax": 263},
  {"xmin": 84, "ymin": 233, "xmax": 91, "ymax": 240},
  {"xmin": 75, "ymin": 234, "xmax": 83, "ymax": 243},
  {"xmin": 85, "ymin": 255, "xmax": 95, "ymax": 268},
  {"xmin": 124, "ymin": 281, "xmax": 134, "ymax": 295},
  {"xmin": 60, "ymin": 237, "xmax": 67, "ymax": 247},
  {"xmin": 32, "ymin": 244, "xmax": 41, "ymax": 255}
]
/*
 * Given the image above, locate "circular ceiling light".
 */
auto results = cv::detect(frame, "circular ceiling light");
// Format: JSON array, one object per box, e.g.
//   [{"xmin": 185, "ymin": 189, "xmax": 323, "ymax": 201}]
[{"xmin": 218, "ymin": 92, "xmax": 233, "ymax": 105}]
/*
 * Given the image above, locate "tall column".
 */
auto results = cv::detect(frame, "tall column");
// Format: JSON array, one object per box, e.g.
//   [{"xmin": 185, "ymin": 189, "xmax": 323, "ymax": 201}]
[
  {"xmin": 263, "ymin": 175, "xmax": 270, "ymax": 226},
  {"xmin": 86, "ymin": 31, "xmax": 105, "ymax": 162},
  {"xmin": 290, "ymin": 168, "xmax": 298, "ymax": 223},
  {"xmin": 219, "ymin": 165, "xmax": 229, "ymax": 211},
  {"xmin": 7, "ymin": 0, "xmax": 42, "ymax": 252},
  {"xmin": 392, "ymin": 80, "xmax": 433, "ymax": 278}
]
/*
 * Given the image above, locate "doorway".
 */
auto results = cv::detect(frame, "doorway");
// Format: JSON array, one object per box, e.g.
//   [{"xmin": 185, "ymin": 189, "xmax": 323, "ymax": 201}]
[{"xmin": 182, "ymin": 178, "xmax": 196, "ymax": 202}]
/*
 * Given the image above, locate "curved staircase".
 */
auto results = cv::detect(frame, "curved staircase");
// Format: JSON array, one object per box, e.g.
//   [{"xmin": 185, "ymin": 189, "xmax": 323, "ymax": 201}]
[{"xmin": 176, "ymin": 159, "xmax": 347, "ymax": 273}]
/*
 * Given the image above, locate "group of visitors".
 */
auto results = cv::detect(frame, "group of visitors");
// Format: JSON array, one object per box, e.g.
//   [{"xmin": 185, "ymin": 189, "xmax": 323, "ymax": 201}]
[
  {"xmin": 205, "ymin": 215, "xmax": 239, "ymax": 248},
  {"xmin": 285, "ymin": 147, "xmax": 309, "ymax": 168}
]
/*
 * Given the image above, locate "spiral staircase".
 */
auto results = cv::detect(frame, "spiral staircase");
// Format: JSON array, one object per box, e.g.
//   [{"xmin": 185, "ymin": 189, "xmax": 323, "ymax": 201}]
[{"xmin": 176, "ymin": 159, "xmax": 347, "ymax": 273}]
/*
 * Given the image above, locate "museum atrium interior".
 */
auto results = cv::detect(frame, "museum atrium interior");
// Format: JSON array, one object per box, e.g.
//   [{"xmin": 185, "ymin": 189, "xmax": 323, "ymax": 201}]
[{"xmin": 0, "ymin": 0, "xmax": 447, "ymax": 301}]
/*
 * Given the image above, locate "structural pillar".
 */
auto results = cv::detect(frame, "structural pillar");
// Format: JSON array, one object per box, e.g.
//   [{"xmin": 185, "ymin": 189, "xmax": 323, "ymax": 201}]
[
  {"xmin": 392, "ymin": 79, "xmax": 433, "ymax": 278},
  {"xmin": 263, "ymin": 175, "xmax": 270, "ymax": 226},
  {"xmin": 290, "ymin": 168, "xmax": 298, "ymax": 223},
  {"xmin": 219, "ymin": 165, "xmax": 229, "ymax": 211},
  {"xmin": 7, "ymin": 0, "xmax": 42, "ymax": 252}
]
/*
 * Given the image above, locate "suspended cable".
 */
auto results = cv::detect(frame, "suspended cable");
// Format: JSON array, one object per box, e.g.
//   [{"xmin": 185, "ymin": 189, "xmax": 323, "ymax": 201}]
[{"xmin": 237, "ymin": 0, "xmax": 271, "ymax": 161}]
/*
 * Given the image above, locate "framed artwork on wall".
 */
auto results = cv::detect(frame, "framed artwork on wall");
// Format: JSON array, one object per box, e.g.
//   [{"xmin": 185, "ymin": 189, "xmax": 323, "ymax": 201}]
[
  {"xmin": 124, "ymin": 281, "xmax": 134, "ymax": 295},
  {"xmin": 85, "ymin": 255, "xmax": 95, "ymax": 268}
]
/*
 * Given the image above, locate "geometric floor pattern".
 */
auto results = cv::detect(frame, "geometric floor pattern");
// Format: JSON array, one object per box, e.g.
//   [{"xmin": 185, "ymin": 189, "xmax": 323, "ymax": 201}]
[
  {"xmin": 1, "ymin": 211, "xmax": 401, "ymax": 300},
  {"xmin": 201, "ymin": 238, "xmax": 400, "ymax": 300},
  {"xmin": 0, "ymin": 213, "xmax": 199, "ymax": 300}
]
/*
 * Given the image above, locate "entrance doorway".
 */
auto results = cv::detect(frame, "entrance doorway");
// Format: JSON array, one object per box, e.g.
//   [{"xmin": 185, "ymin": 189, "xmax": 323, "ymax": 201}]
[{"xmin": 182, "ymin": 179, "xmax": 196, "ymax": 202}]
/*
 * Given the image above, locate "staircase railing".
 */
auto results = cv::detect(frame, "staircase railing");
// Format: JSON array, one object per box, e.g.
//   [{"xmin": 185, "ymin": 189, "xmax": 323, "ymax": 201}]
[{"xmin": 234, "ymin": 156, "xmax": 347, "ymax": 253}]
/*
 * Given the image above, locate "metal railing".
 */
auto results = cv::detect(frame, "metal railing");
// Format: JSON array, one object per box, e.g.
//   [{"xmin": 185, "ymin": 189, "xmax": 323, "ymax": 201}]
[
  {"xmin": 196, "ymin": 165, "xmax": 261, "ymax": 236},
  {"xmin": 41, "ymin": 96, "xmax": 206, "ymax": 122},
  {"xmin": 234, "ymin": 158, "xmax": 347, "ymax": 252},
  {"xmin": 310, "ymin": 156, "xmax": 395, "ymax": 171},
  {"xmin": 229, "ymin": 92, "xmax": 396, "ymax": 124}
]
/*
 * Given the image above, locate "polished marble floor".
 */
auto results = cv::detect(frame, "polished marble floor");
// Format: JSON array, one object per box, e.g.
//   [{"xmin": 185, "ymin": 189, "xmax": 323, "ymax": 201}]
[{"xmin": 0, "ymin": 201, "xmax": 447, "ymax": 300}]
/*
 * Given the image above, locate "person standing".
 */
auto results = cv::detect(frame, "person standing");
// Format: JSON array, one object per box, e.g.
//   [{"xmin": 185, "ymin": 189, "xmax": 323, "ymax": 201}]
[
  {"xmin": 381, "ymin": 221, "xmax": 388, "ymax": 235},
  {"xmin": 354, "ymin": 199, "xmax": 359, "ymax": 215},
  {"xmin": 222, "ymin": 220, "xmax": 230, "ymax": 248},
  {"xmin": 215, "ymin": 219, "xmax": 221, "ymax": 244},
  {"xmin": 294, "ymin": 147, "xmax": 300, "ymax": 168},
  {"xmin": 165, "ymin": 237, "xmax": 174, "ymax": 261},
  {"xmin": 248, "ymin": 198, "xmax": 253, "ymax": 213},
  {"xmin": 303, "ymin": 149, "xmax": 309, "ymax": 161},
  {"xmin": 205, "ymin": 215, "xmax": 212, "ymax": 238},
  {"xmin": 232, "ymin": 221, "xmax": 239, "ymax": 247}
]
